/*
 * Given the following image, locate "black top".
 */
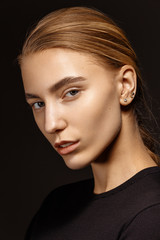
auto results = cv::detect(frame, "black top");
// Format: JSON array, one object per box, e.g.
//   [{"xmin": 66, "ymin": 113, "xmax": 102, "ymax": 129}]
[{"xmin": 25, "ymin": 167, "xmax": 160, "ymax": 240}]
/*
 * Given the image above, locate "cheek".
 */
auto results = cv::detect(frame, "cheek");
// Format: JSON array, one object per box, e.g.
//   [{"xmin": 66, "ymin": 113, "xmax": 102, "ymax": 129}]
[
  {"xmin": 71, "ymin": 87, "xmax": 121, "ymax": 134},
  {"xmin": 88, "ymin": 99, "xmax": 121, "ymax": 142},
  {"xmin": 71, "ymin": 90, "xmax": 122, "ymax": 160}
]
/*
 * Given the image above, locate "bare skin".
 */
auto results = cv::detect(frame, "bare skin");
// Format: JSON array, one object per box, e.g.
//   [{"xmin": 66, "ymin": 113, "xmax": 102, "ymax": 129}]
[
  {"xmin": 21, "ymin": 48, "xmax": 157, "ymax": 195},
  {"xmin": 92, "ymin": 111, "xmax": 157, "ymax": 194}
]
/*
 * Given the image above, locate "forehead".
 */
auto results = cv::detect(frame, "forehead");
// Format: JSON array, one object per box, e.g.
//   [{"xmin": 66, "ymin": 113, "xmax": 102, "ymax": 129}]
[
  {"xmin": 21, "ymin": 48, "xmax": 115, "ymax": 74},
  {"xmin": 21, "ymin": 48, "xmax": 96, "ymax": 69},
  {"xmin": 21, "ymin": 48, "xmax": 117, "ymax": 93},
  {"xmin": 21, "ymin": 49, "xmax": 92, "ymax": 86}
]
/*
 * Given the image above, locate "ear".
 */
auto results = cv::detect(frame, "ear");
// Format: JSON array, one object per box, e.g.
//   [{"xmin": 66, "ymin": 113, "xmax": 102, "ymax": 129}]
[{"xmin": 118, "ymin": 65, "xmax": 137, "ymax": 106}]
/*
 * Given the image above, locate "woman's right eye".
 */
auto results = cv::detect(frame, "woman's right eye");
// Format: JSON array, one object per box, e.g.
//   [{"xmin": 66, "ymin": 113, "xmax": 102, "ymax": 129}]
[{"xmin": 32, "ymin": 102, "xmax": 45, "ymax": 110}]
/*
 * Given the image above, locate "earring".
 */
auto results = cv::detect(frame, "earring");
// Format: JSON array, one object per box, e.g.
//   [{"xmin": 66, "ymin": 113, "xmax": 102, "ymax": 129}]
[
  {"xmin": 131, "ymin": 92, "xmax": 135, "ymax": 98},
  {"xmin": 124, "ymin": 98, "xmax": 127, "ymax": 102}
]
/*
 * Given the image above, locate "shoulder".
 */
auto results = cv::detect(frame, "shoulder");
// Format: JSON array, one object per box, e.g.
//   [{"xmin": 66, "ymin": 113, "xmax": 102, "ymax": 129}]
[
  {"xmin": 43, "ymin": 178, "xmax": 94, "ymax": 205},
  {"xmin": 122, "ymin": 167, "xmax": 160, "ymax": 209},
  {"xmin": 25, "ymin": 178, "xmax": 93, "ymax": 239},
  {"xmin": 120, "ymin": 203, "xmax": 160, "ymax": 240},
  {"xmin": 33, "ymin": 178, "xmax": 94, "ymax": 218}
]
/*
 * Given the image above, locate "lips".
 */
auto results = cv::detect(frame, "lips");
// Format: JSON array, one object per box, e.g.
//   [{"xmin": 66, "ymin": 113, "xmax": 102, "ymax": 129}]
[{"xmin": 54, "ymin": 141, "xmax": 79, "ymax": 155}]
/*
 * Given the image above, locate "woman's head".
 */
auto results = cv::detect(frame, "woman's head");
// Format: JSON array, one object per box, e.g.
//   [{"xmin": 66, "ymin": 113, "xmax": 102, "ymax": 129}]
[
  {"xmin": 22, "ymin": 48, "xmax": 131, "ymax": 169},
  {"xmin": 19, "ymin": 6, "xmax": 159, "ymax": 167}
]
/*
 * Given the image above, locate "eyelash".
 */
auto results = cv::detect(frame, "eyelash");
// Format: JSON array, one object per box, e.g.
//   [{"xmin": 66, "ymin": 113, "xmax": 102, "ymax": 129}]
[
  {"xmin": 30, "ymin": 89, "xmax": 80, "ymax": 110},
  {"xmin": 31, "ymin": 102, "xmax": 45, "ymax": 110},
  {"xmin": 64, "ymin": 89, "xmax": 79, "ymax": 98}
]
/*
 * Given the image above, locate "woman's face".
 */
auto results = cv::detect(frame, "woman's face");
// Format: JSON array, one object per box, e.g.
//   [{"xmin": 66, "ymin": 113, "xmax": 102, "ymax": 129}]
[{"xmin": 21, "ymin": 49, "xmax": 122, "ymax": 169}]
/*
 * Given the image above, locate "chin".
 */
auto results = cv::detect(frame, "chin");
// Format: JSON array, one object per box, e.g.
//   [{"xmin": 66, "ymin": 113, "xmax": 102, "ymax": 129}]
[{"xmin": 63, "ymin": 155, "xmax": 91, "ymax": 170}]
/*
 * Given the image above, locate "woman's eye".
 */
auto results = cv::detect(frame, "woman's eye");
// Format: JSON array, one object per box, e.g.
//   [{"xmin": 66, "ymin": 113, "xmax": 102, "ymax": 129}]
[
  {"xmin": 65, "ymin": 90, "xmax": 79, "ymax": 97},
  {"xmin": 32, "ymin": 102, "xmax": 45, "ymax": 109}
]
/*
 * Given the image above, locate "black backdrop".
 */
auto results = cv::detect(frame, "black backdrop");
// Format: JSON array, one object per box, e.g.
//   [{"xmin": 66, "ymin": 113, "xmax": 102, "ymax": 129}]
[{"xmin": 1, "ymin": 0, "xmax": 160, "ymax": 239}]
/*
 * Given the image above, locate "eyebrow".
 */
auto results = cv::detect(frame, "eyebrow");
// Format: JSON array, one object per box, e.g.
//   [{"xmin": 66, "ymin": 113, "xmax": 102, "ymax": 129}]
[{"xmin": 25, "ymin": 76, "xmax": 86, "ymax": 100}]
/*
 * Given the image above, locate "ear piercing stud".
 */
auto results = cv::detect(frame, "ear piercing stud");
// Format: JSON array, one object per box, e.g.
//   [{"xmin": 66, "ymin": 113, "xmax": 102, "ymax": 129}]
[{"xmin": 124, "ymin": 92, "xmax": 135, "ymax": 102}]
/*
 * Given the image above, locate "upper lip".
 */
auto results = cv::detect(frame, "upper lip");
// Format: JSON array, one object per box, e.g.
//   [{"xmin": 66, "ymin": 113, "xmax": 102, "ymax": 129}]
[{"xmin": 54, "ymin": 140, "xmax": 78, "ymax": 148}]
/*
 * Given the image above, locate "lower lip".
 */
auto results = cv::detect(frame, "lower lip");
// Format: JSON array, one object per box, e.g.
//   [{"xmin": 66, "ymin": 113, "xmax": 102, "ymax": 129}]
[{"xmin": 56, "ymin": 141, "xmax": 80, "ymax": 155}]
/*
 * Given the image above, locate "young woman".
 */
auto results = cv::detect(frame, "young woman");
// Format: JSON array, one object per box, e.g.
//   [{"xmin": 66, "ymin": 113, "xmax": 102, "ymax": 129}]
[{"xmin": 19, "ymin": 6, "xmax": 160, "ymax": 240}]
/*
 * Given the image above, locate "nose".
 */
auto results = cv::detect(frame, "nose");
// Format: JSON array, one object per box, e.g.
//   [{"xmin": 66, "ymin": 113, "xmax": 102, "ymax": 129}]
[{"xmin": 44, "ymin": 104, "xmax": 67, "ymax": 134}]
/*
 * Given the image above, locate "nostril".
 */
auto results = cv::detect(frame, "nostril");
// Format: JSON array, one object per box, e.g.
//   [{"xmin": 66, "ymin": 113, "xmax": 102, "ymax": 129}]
[{"xmin": 45, "ymin": 119, "xmax": 67, "ymax": 134}]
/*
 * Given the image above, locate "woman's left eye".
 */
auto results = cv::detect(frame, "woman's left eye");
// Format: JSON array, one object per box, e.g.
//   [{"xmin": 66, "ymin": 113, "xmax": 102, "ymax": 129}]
[{"xmin": 65, "ymin": 90, "xmax": 79, "ymax": 97}]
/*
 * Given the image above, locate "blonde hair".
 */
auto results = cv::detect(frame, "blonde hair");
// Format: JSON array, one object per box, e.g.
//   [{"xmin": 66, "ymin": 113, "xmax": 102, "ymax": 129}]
[{"xmin": 18, "ymin": 6, "xmax": 159, "ymax": 164}]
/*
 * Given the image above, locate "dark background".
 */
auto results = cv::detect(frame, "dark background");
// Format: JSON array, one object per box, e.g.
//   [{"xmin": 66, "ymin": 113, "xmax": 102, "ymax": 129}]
[{"xmin": 1, "ymin": 0, "xmax": 160, "ymax": 239}]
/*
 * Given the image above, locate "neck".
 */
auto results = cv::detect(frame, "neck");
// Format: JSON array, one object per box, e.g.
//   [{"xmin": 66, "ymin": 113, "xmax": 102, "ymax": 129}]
[{"xmin": 91, "ymin": 111, "xmax": 157, "ymax": 194}]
